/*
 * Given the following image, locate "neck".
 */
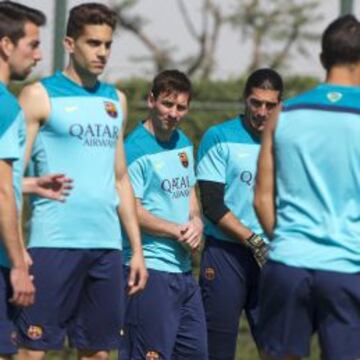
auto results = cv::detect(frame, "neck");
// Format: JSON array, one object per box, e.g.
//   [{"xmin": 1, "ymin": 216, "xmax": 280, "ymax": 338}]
[
  {"xmin": 144, "ymin": 118, "xmax": 172, "ymax": 142},
  {"xmin": 326, "ymin": 65, "xmax": 360, "ymax": 86},
  {"xmin": 63, "ymin": 63, "xmax": 98, "ymax": 89},
  {"xmin": 242, "ymin": 114, "xmax": 260, "ymax": 140},
  {"xmin": 0, "ymin": 62, "xmax": 10, "ymax": 85}
]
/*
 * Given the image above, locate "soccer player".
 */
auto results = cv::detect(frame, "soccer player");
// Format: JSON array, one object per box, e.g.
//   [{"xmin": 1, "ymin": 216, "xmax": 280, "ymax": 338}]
[
  {"xmin": 255, "ymin": 15, "xmax": 360, "ymax": 360},
  {"xmin": 120, "ymin": 70, "xmax": 207, "ymax": 360},
  {"xmin": 0, "ymin": 2, "xmax": 45, "ymax": 358},
  {"xmin": 15, "ymin": 4, "xmax": 147, "ymax": 360},
  {"xmin": 197, "ymin": 69, "xmax": 283, "ymax": 360}
]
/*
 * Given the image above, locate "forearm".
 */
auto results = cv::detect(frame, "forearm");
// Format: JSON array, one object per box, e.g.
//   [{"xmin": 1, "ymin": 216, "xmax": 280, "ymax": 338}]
[
  {"xmin": 137, "ymin": 205, "xmax": 181, "ymax": 240},
  {"xmin": 22, "ymin": 177, "xmax": 37, "ymax": 194},
  {"xmin": 254, "ymin": 194, "xmax": 275, "ymax": 239},
  {"xmin": 217, "ymin": 211, "xmax": 253, "ymax": 244},
  {"xmin": 117, "ymin": 174, "xmax": 142, "ymax": 254},
  {"xmin": 189, "ymin": 187, "xmax": 201, "ymax": 220},
  {"xmin": 0, "ymin": 188, "xmax": 26, "ymax": 268}
]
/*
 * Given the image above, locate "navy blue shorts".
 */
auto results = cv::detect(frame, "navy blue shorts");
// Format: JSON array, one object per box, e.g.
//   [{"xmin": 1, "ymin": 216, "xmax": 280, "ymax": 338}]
[
  {"xmin": 16, "ymin": 249, "xmax": 124, "ymax": 351},
  {"xmin": 0, "ymin": 266, "xmax": 18, "ymax": 355},
  {"xmin": 120, "ymin": 268, "xmax": 208, "ymax": 360},
  {"xmin": 199, "ymin": 236, "xmax": 260, "ymax": 360},
  {"xmin": 259, "ymin": 260, "xmax": 360, "ymax": 360}
]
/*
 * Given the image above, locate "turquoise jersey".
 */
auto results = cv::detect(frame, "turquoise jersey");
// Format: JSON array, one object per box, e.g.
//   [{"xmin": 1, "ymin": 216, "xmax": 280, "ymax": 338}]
[
  {"xmin": 271, "ymin": 83, "xmax": 360, "ymax": 273},
  {"xmin": 196, "ymin": 116, "xmax": 263, "ymax": 242},
  {"xmin": 0, "ymin": 82, "xmax": 26, "ymax": 267},
  {"xmin": 28, "ymin": 72, "xmax": 122, "ymax": 250},
  {"xmin": 123, "ymin": 123, "xmax": 196, "ymax": 273}
]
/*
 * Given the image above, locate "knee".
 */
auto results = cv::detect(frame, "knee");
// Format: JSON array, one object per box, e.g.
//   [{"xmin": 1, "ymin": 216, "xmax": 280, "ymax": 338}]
[
  {"xmin": 17, "ymin": 349, "xmax": 46, "ymax": 360},
  {"xmin": 78, "ymin": 350, "xmax": 109, "ymax": 360}
]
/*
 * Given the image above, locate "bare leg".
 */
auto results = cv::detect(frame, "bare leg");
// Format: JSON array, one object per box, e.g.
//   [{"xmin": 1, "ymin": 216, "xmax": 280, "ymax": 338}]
[
  {"xmin": 17, "ymin": 349, "xmax": 46, "ymax": 360},
  {"xmin": 77, "ymin": 350, "xmax": 109, "ymax": 360}
]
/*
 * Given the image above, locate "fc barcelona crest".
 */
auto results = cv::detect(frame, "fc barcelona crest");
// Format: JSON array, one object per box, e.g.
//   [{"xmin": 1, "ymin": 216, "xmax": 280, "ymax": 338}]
[
  {"xmin": 178, "ymin": 152, "xmax": 189, "ymax": 168},
  {"xmin": 204, "ymin": 267, "xmax": 215, "ymax": 280},
  {"xmin": 104, "ymin": 101, "xmax": 118, "ymax": 118},
  {"xmin": 27, "ymin": 325, "xmax": 43, "ymax": 340},
  {"xmin": 146, "ymin": 350, "xmax": 160, "ymax": 360}
]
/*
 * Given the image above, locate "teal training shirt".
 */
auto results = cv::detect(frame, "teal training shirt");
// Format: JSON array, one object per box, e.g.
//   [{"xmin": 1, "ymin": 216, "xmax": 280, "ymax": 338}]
[
  {"xmin": 28, "ymin": 72, "xmax": 122, "ymax": 250},
  {"xmin": 271, "ymin": 84, "xmax": 360, "ymax": 273},
  {"xmin": 0, "ymin": 82, "xmax": 26, "ymax": 267},
  {"xmin": 196, "ymin": 116, "xmax": 263, "ymax": 242},
  {"xmin": 123, "ymin": 123, "xmax": 196, "ymax": 273}
]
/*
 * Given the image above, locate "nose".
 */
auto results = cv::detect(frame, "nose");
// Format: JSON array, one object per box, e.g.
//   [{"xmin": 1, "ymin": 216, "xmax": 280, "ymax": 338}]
[
  {"xmin": 258, "ymin": 104, "xmax": 268, "ymax": 116},
  {"xmin": 34, "ymin": 48, "xmax": 42, "ymax": 62},
  {"xmin": 97, "ymin": 44, "xmax": 108, "ymax": 58},
  {"xmin": 169, "ymin": 106, "xmax": 179, "ymax": 119}
]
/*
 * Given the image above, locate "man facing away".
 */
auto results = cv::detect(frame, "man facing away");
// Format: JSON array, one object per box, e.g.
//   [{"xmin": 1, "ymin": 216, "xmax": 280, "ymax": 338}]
[
  {"xmin": 0, "ymin": 2, "xmax": 45, "ymax": 358},
  {"xmin": 15, "ymin": 3, "xmax": 147, "ymax": 360},
  {"xmin": 255, "ymin": 15, "xmax": 360, "ymax": 360},
  {"xmin": 196, "ymin": 69, "xmax": 283, "ymax": 360},
  {"xmin": 120, "ymin": 70, "xmax": 208, "ymax": 360}
]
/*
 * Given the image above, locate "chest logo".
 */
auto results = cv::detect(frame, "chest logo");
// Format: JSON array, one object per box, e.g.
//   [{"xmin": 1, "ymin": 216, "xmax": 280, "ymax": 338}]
[
  {"xmin": 178, "ymin": 152, "xmax": 189, "ymax": 168},
  {"xmin": 104, "ymin": 101, "xmax": 118, "ymax": 118},
  {"xmin": 326, "ymin": 92, "xmax": 342, "ymax": 103}
]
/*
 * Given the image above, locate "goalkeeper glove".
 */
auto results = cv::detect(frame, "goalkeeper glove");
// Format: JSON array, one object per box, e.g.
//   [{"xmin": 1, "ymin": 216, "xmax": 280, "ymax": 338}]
[{"xmin": 244, "ymin": 233, "xmax": 268, "ymax": 268}]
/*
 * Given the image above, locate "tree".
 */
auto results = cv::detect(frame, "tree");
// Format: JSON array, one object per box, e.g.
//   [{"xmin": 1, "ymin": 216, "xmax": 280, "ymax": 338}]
[
  {"xmin": 228, "ymin": 0, "xmax": 322, "ymax": 73},
  {"xmin": 112, "ymin": 0, "xmax": 322, "ymax": 79},
  {"xmin": 112, "ymin": 0, "xmax": 228, "ymax": 79}
]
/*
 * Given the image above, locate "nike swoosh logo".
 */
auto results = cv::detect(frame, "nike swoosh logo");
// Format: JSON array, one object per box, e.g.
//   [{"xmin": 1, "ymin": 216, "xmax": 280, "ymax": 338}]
[
  {"xmin": 154, "ymin": 162, "xmax": 165, "ymax": 170},
  {"xmin": 65, "ymin": 106, "xmax": 78, "ymax": 112}
]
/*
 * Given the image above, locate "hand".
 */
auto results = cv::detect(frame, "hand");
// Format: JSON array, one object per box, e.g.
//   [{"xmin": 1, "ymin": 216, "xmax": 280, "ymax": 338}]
[
  {"xmin": 34, "ymin": 174, "xmax": 73, "ymax": 201},
  {"xmin": 244, "ymin": 233, "xmax": 268, "ymax": 268},
  {"xmin": 127, "ymin": 251, "xmax": 148, "ymax": 296},
  {"xmin": 178, "ymin": 217, "xmax": 203, "ymax": 251},
  {"xmin": 9, "ymin": 266, "xmax": 35, "ymax": 307}
]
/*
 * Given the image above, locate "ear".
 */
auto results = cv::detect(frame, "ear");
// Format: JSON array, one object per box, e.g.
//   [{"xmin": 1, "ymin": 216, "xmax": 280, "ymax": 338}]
[
  {"xmin": 147, "ymin": 92, "xmax": 156, "ymax": 109},
  {"xmin": 0, "ymin": 36, "xmax": 15, "ymax": 57},
  {"xmin": 63, "ymin": 36, "xmax": 75, "ymax": 54}
]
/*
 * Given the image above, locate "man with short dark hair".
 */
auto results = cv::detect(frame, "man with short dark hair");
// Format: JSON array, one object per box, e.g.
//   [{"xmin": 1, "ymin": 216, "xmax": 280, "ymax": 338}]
[
  {"xmin": 15, "ymin": 3, "xmax": 147, "ymax": 360},
  {"xmin": 255, "ymin": 15, "xmax": 360, "ymax": 360},
  {"xmin": 0, "ymin": 1, "xmax": 45, "ymax": 358},
  {"xmin": 197, "ymin": 68, "xmax": 283, "ymax": 360},
  {"xmin": 121, "ymin": 70, "xmax": 207, "ymax": 360}
]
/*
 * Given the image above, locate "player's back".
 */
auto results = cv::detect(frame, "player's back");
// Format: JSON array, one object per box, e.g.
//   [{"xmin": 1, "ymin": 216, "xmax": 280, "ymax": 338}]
[{"xmin": 271, "ymin": 83, "xmax": 360, "ymax": 273}]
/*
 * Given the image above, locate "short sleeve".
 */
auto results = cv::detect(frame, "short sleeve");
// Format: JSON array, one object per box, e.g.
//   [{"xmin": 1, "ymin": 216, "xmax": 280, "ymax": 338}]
[
  {"xmin": 196, "ymin": 127, "xmax": 227, "ymax": 183},
  {"xmin": 0, "ymin": 115, "xmax": 20, "ymax": 162}
]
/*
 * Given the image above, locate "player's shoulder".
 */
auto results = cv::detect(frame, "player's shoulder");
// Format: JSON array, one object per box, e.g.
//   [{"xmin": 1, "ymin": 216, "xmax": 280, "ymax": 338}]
[
  {"xmin": 0, "ymin": 85, "xmax": 21, "ymax": 136},
  {"xmin": 284, "ymin": 84, "xmax": 360, "ymax": 114},
  {"xmin": 200, "ymin": 116, "xmax": 239, "ymax": 147},
  {"xmin": 20, "ymin": 81, "xmax": 48, "ymax": 101},
  {"xmin": 125, "ymin": 123, "xmax": 150, "ymax": 165},
  {"xmin": 174, "ymin": 128, "xmax": 193, "ymax": 149},
  {"xmin": 96, "ymin": 81, "xmax": 119, "ymax": 101}
]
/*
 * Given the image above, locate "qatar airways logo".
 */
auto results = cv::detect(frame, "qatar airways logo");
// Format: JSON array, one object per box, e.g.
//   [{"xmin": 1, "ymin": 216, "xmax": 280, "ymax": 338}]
[
  {"xmin": 161, "ymin": 175, "xmax": 190, "ymax": 199},
  {"xmin": 69, "ymin": 123, "xmax": 120, "ymax": 147}
]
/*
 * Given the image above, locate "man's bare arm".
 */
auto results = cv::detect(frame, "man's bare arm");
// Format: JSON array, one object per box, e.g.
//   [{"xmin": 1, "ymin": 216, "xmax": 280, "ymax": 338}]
[
  {"xmin": 254, "ymin": 108, "xmax": 280, "ymax": 239},
  {"xmin": 135, "ymin": 200, "xmax": 183, "ymax": 239},
  {"xmin": 18, "ymin": 83, "xmax": 50, "ymax": 168},
  {"xmin": 115, "ymin": 90, "xmax": 147, "ymax": 296},
  {"xmin": 19, "ymin": 84, "xmax": 73, "ymax": 200},
  {"xmin": 0, "ymin": 160, "xmax": 35, "ymax": 306}
]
